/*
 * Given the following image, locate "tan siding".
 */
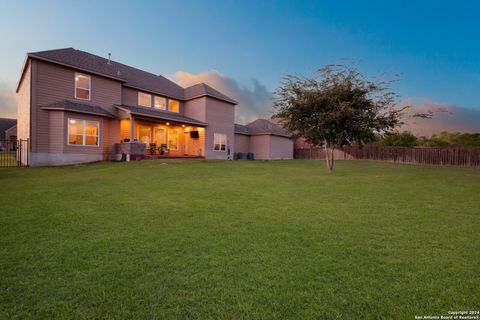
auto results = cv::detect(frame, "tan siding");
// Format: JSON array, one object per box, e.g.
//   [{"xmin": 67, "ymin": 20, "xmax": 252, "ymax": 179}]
[
  {"xmin": 122, "ymin": 87, "xmax": 138, "ymax": 106},
  {"xmin": 16, "ymin": 60, "xmax": 31, "ymax": 148},
  {"xmin": 122, "ymin": 87, "xmax": 185, "ymax": 114},
  {"xmin": 63, "ymin": 112, "xmax": 109, "ymax": 156},
  {"xmin": 268, "ymin": 135, "xmax": 293, "ymax": 159},
  {"xmin": 35, "ymin": 60, "xmax": 122, "ymax": 112},
  {"xmin": 204, "ymin": 97, "xmax": 235, "ymax": 160},
  {"xmin": 234, "ymin": 134, "xmax": 250, "ymax": 153},
  {"xmin": 33, "ymin": 60, "xmax": 122, "ymax": 153},
  {"xmin": 249, "ymin": 135, "xmax": 271, "ymax": 160},
  {"xmin": 48, "ymin": 111, "xmax": 64, "ymax": 153},
  {"xmin": 106, "ymin": 118, "xmax": 120, "ymax": 154},
  {"xmin": 184, "ymin": 97, "xmax": 207, "ymax": 122},
  {"xmin": 30, "ymin": 60, "xmax": 40, "ymax": 152},
  {"xmin": 184, "ymin": 126, "xmax": 205, "ymax": 156}
]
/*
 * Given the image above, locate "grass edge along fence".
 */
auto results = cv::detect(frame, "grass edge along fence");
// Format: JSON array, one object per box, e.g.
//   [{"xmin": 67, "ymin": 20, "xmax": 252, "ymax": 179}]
[{"xmin": 294, "ymin": 146, "xmax": 480, "ymax": 166}]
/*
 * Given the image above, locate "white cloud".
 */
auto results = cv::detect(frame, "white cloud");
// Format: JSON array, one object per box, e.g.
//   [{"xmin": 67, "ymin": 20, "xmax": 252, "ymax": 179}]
[
  {"xmin": 170, "ymin": 70, "xmax": 273, "ymax": 124},
  {"xmin": 400, "ymin": 99, "xmax": 480, "ymax": 136},
  {"xmin": 0, "ymin": 82, "xmax": 16, "ymax": 119}
]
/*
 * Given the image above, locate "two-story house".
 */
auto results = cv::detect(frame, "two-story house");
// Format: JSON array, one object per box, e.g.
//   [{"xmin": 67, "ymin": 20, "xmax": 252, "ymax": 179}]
[
  {"xmin": 16, "ymin": 48, "xmax": 294, "ymax": 166},
  {"xmin": 16, "ymin": 48, "xmax": 239, "ymax": 166}
]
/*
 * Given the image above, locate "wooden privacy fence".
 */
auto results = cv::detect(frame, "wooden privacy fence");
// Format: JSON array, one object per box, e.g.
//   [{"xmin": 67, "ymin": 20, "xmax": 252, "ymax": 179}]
[{"xmin": 294, "ymin": 146, "xmax": 480, "ymax": 166}]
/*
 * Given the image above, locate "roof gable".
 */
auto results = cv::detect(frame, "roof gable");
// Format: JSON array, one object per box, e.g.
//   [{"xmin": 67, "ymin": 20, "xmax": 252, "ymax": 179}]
[
  {"xmin": 184, "ymin": 83, "xmax": 238, "ymax": 105},
  {"xmin": 0, "ymin": 118, "xmax": 17, "ymax": 140},
  {"xmin": 25, "ymin": 48, "xmax": 236, "ymax": 104},
  {"xmin": 234, "ymin": 119, "xmax": 291, "ymax": 137},
  {"xmin": 28, "ymin": 48, "xmax": 185, "ymax": 100}
]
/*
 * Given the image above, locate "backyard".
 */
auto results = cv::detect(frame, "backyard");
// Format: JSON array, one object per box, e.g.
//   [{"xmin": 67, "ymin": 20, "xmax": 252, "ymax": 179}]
[{"xmin": 0, "ymin": 160, "xmax": 479, "ymax": 319}]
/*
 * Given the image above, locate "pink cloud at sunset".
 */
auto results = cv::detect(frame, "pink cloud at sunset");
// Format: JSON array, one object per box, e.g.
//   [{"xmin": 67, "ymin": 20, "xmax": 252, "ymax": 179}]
[
  {"xmin": 170, "ymin": 70, "xmax": 273, "ymax": 124},
  {"xmin": 399, "ymin": 99, "xmax": 480, "ymax": 136}
]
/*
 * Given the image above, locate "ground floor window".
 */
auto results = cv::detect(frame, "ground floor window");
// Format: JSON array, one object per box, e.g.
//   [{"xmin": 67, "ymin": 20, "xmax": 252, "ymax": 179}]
[
  {"xmin": 213, "ymin": 133, "xmax": 226, "ymax": 151},
  {"xmin": 138, "ymin": 125, "xmax": 152, "ymax": 145},
  {"xmin": 68, "ymin": 118, "xmax": 99, "ymax": 146}
]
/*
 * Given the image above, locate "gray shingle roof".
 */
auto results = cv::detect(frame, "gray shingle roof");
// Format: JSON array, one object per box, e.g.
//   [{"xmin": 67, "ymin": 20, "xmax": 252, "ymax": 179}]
[
  {"xmin": 0, "ymin": 118, "xmax": 17, "ymax": 140},
  {"xmin": 184, "ymin": 83, "xmax": 238, "ymax": 104},
  {"xmin": 27, "ymin": 48, "xmax": 237, "ymax": 104},
  {"xmin": 234, "ymin": 119, "xmax": 291, "ymax": 137},
  {"xmin": 116, "ymin": 105, "xmax": 207, "ymax": 127},
  {"xmin": 234, "ymin": 124, "xmax": 251, "ymax": 135},
  {"xmin": 41, "ymin": 100, "xmax": 117, "ymax": 118}
]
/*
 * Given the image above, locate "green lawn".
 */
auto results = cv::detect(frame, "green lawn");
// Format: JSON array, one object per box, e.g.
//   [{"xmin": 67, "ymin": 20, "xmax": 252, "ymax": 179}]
[{"xmin": 0, "ymin": 160, "xmax": 479, "ymax": 319}]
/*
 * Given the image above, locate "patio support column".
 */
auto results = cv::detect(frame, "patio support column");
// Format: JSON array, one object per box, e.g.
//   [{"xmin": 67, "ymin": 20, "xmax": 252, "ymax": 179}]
[{"xmin": 130, "ymin": 115, "xmax": 134, "ymax": 142}]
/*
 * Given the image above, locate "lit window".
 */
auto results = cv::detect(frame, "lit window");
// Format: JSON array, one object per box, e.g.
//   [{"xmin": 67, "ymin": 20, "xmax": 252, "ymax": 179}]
[
  {"xmin": 168, "ymin": 129, "xmax": 179, "ymax": 150},
  {"xmin": 138, "ymin": 125, "xmax": 152, "ymax": 145},
  {"xmin": 168, "ymin": 99, "xmax": 179, "ymax": 113},
  {"xmin": 68, "ymin": 118, "xmax": 99, "ymax": 146},
  {"xmin": 75, "ymin": 73, "xmax": 91, "ymax": 100},
  {"xmin": 213, "ymin": 133, "xmax": 226, "ymax": 151},
  {"xmin": 138, "ymin": 92, "xmax": 152, "ymax": 107},
  {"xmin": 154, "ymin": 96, "xmax": 167, "ymax": 110}
]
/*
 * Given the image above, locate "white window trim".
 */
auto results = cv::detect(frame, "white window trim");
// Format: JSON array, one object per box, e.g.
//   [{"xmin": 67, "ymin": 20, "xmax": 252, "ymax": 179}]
[
  {"xmin": 138, "ymin": 92, "xmax": 152, "ymax": 108},
  {"xmin": 75, "ymin": 73, "xmax": 91, "ymax": 101},
  {"xmin": 213, "ymin": 133, "xmax": 227, "ymax": 152},
  {"xmin": 67, "ymin": 118, "xmax": 100, "ymax": 147},
  {"xmin": 168, "ymin": 99, "xmax": 180, "ymax": 113}
]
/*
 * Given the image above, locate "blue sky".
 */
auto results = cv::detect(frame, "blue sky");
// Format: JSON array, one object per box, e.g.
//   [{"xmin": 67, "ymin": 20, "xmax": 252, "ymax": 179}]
[{"xmin": 0, "ymin": 0, "xmax": 479, "ymax": 130}]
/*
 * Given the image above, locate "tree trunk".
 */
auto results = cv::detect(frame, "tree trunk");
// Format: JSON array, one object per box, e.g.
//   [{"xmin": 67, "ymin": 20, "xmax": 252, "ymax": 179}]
[{"xmin": 324, "ymin": 142, "xmax": 335, "ymax": 173}]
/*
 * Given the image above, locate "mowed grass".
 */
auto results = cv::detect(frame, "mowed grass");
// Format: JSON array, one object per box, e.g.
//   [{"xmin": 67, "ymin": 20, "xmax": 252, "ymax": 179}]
[{"xmin": 0, "ymin": 160, "xmax": 479, "ymax": 319}]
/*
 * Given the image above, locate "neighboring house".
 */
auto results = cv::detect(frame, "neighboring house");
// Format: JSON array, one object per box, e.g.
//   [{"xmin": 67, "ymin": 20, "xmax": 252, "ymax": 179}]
[
  {"xmin": 0, "ymin": 118, "xmax": 17, "ymax": 150},
  {"xmin": 234, "ymin": 119, "xmax": 293, "ymax": 160},
  {"xmin": 16, "ymin": 48, "xmax": 238, "ymax": 166}
]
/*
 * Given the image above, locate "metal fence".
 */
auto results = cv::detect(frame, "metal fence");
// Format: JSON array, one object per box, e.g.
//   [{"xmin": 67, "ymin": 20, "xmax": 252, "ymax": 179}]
[
  {"xmin": 0, "ymin": 139, "xmax": 28, "ymax": 167},
  {"xmin": 294, "ymin": 146, "xmax": 480, "ymax": 167}
]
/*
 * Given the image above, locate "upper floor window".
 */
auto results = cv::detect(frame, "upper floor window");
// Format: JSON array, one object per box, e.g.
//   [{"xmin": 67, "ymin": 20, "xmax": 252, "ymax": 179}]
[
  {"xmin": 75, "ymin": 73, "xmax": 91, "ymax": 100},
  {"xmin": 154, "ymin": 96, "xmax": 167, "ymax": 110},
  {"xmin": 213, "ymin": 133, "xmax": 227, "ymax": 151},
  {"xmin": 68, "ymin": 118, "xmax": 99, "ymax": 146},
  {"xmin": 138, "ymin": 92, "xmax": 152, "ymax": 107},
  {"xmin": 168, "ymin": 99, "xmax": 179, "ymax": 113}
]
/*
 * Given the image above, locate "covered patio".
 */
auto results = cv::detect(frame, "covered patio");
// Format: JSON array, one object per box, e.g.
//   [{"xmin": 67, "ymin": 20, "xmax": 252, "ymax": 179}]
[{"xmin": 115, "ymin": 105, "xmax": 207, "ymax": 159}]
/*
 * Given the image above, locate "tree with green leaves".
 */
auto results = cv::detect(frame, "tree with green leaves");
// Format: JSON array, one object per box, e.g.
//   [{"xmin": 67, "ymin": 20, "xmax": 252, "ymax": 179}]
[
  {"xmin": 376, "ymin": 131, "xmax": 418, "ymax": 147},
  {"xmin": 274, "ymin": 64, "xmax": 422, "ymax": 172}
]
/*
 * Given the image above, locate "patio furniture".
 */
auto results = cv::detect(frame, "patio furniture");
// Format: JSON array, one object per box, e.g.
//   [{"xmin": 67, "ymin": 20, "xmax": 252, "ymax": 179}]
[
  {"xmin": 149, "ymin": 143, "xmax": 157, "ymax": 155},
  {"xmin": 160, "ymin": 144, "xmax": 169, "ymax": 155}
]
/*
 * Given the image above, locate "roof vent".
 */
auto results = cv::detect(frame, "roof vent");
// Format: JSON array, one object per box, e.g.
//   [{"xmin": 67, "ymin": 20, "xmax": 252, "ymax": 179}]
[{"xmin": 107, "ymin": 53, "xmax": 111, "ymax": 65}]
